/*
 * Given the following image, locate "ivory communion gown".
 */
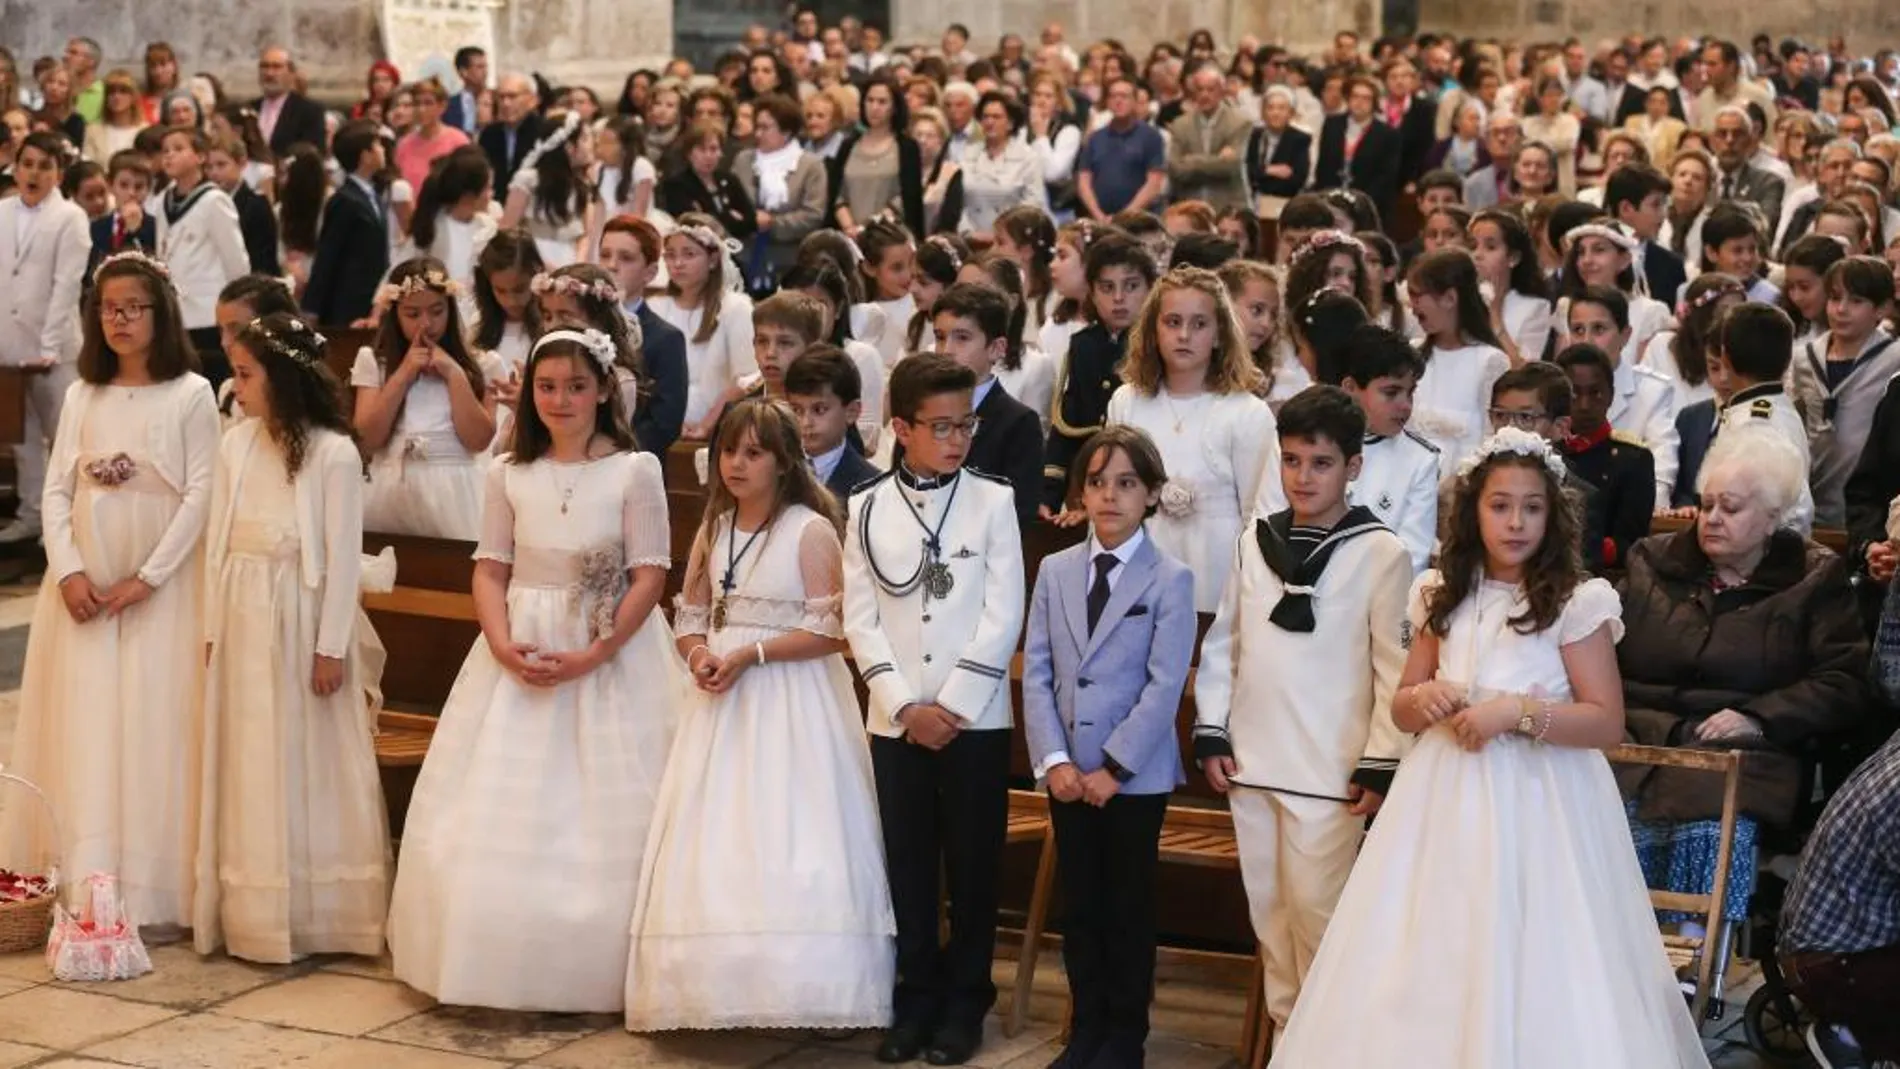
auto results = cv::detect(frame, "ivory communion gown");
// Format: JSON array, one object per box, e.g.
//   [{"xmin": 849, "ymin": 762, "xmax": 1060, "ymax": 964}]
[
  {"xmin": 625, "ymin": 504, "xmax": 894, "ymax": 1030},
  {"xmin": 1268, "ymin": 574, "xmax": 1711, "ymax": 1069},
  {"xmin": 387, "ymin": 450, "xmax": 683, "ymax": 1012}
]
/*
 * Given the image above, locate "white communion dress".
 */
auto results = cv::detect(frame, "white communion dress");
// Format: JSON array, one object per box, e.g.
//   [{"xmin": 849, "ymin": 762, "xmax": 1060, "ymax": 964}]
[
  {"xmin": 387, "ymin": 450, "xmax": 682, "ymax": 1012},
  {"xmin": 1268, "ymin": 574, "xmax": 1711, "ymax": 1069},
  {"xmin": 193, "ymin": 425, "xmax": 390, "ymax": 963},
  {"xmin": 2, "ymin": 377, "xmax": 219, "ymax": 931},
  {"xmin": 351, "ymin": 347, "xmax": 506, "ymax": 540},
  {"xmin": 625, "ymin": 504, "xmax": 894, "ymax": 1030}
]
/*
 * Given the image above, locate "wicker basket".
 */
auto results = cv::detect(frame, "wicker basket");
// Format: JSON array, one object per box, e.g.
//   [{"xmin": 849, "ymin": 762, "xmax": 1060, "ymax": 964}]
[{"xmin": 0, "ymin": 767, "xmax": 59, "ymax": 954}]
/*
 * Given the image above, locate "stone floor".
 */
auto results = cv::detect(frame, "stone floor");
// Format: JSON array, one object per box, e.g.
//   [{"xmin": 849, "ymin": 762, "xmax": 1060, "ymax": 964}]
[{"xmin": 0, "ymin": 584, "xmax": 1795, "ymax": 1068}]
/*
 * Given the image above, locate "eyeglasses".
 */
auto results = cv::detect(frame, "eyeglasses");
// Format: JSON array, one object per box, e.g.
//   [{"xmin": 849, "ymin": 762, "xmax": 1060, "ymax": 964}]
[
  {"xmin": 1488, "ymin": 408, "xmax": 1547, "ymax": 430},
  {"xmin": 100, "ymin": 303, "xmax": 153, "ymax": 324},
  {"xmin": 917, "ymin": 417, "xmax": 981, "ymax": 441}
]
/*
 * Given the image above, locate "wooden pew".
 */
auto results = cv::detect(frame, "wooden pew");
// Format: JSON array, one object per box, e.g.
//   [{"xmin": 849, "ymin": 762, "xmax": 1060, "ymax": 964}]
[{"xmin": 1648, "ymin": 512, "xmax": 1850, "ymax": 555}]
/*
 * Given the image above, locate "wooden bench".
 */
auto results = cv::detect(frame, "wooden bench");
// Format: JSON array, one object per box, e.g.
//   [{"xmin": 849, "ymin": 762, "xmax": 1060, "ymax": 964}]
[{"xmin": 1649, "ymin": 512, "xmax": 1850, "ymax": 555}]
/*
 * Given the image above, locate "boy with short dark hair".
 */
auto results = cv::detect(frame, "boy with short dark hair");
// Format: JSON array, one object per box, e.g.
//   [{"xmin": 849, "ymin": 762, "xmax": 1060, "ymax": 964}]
[
  {"xmin": 155, "ymin": 124, "xmax": 250, "ymax": 379},
  {"xmin": 1195, "ymin": 384, "xmax": 1412, "ymax": 1037},
  {"xmin": 1337, "ymin": 324, "xmax": 1435, "ymax": 573},
  {"xmin": 844, "ymin": 353, "xmax": 1025, "ymax": 1068},
  {"xmin": 1794, "ymin": 256, "xmax": 1900, "ymax": 526},
  {"xmin": 302, "ymin": 118, "xmax": 390, "ymax": 326},
  {"xmin": 1276, "ymin": 194, "xmax": 1338, "ymax": 264},
  {"xmin": 89, "ymin": 151, "xmax": 156, "ymax": 274},
  {"xmin": 1399, "ymin": 171, "xmax": 1465, "ymax": 267},
  {"xmin": 1023, "ymin": 425, "xmax": 1195, "ymax": 1069},
  {"xmin": 783, "ymin": 344, "xmax": 879, "ymax": 501},
  {"xmin": 1043, "ymin": 234, "xmax": 1158, "ymax": 515},
  {"xmin": 1604, "ymin": 162, "xmax": 1683, "ymax": 305},
  {"xmin": 1554, "ymin": 343, "xmax": 1657, "ymax": 572},
  {"xmin": 929, "ymin": 281, "xmax": 1042, "ymax": 523},
  {"xmin": 205, "ymin": 135, "xmax": 281, "ymax": 276},
  {"xmin": 1702, "ymin": 205, "xmax": 1777, "ymax": 303},
  {"xmin": 1714, "ymin": 301, "xmax": 1812, "ymax": 532}
]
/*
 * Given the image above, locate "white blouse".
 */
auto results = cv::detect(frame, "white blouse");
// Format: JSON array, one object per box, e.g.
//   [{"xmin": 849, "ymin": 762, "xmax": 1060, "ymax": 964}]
[
  {"xmin": 1502, "ymin": 290, "xmax": 1555, "ymax": 363},
  {"xmin": 996, "ymin": 343, "xmax": 1056, "ymax": 428},
  {"xmin": 652, "ymin": 291, "xmax": 759, "ymax": 426},
  {"xmin": 958, "ymin": 140, "xmax": 1049, "ymax": 236},
  {"xmin": 1413, "ymin": 342, "xmax": 1511, "ymax": 477}
]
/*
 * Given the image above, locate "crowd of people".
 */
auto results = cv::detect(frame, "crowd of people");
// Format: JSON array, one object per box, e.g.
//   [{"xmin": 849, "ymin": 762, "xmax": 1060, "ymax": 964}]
[{"xmin": 3, "ymin": 13, "xmax": 1900, "ymax": 1069}]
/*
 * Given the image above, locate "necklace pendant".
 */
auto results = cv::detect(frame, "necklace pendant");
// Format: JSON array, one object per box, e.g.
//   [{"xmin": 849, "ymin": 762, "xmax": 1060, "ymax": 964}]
[
  {"xmin": 923, "ymin": 559, "xmax": 955, "ymax": 601},
  {"xmin": 711, "ymin": 597, "xmax": 728, "ymax": 631}
]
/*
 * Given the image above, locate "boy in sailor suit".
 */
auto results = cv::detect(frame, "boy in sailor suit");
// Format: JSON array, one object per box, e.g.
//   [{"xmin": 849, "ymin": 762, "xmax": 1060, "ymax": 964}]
[
  {"xmin": 1711, "ymin": 302, "xmax": 1814, "ymax": 534},
  {"xmin": 1194, "ymin": 387, "xmax": 1413, "ymax": 1034},
  {"xmin": 843, "ymin": 354, "xmax": 1026, "ymax": 1067},
  {"xmin": 1023, "ymin": 426, "xmax": 1196, "ymax": 1069},
  {"xmin": 1338, "ymin": 324, "xmax": 1437, "ymax": 574}
]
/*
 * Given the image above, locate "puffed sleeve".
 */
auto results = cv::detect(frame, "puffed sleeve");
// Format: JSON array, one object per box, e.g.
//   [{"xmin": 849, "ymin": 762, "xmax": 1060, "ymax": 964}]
[
  {"xmin": 622, "ymin": 452, "xmax": 672, "ymax": 570},
  {"xmin": 795, "ymin": 512, "xmax": 845, "ymax": 639},
  {"xmin": 674, "ymin": 522, "xmax": 713, "ymax": 635},
  {"xmin": 472, "ymin": 460, "xmax": 514, "ymax": 564},
  {"xmin": 1558, "ymin": 577, "xmax": 1625, "ymax": 646},
  {"xmin": 350, "ymin": 346, "xmax": 384, "ymax": 389},
  {"xmin": 1407, "ymin": 568, "xmax": 1442, "ymax": 635}
]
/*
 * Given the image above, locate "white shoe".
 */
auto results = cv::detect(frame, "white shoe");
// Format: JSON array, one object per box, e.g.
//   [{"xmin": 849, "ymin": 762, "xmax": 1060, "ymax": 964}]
[{"xmin": 0, "ymin": 520, "xmax": 40, "ymax": 544}]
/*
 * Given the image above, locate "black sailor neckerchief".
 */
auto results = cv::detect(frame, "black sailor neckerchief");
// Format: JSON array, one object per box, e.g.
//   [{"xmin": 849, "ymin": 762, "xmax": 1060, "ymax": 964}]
[
  {"xmin": 162, "ymin": 180, "xmax": 217, "ymax": 227},
  {"xmin": 1804, "ymin": 332, "xmax": 1896, "ymax": 425},
  {"xmin": 1255, "ymin": 506, "xmax": 1386, "ymax": 633}
]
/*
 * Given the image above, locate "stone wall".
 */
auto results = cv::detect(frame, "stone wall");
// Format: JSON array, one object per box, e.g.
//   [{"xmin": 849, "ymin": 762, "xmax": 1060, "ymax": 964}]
[
  {"xmin": 1414, "ymin": 0, "xmax": 1900, "ymax": 54},
  {"xmin": 0, "ymin": 0, "xmax": 673, "ymax": 104},
  {"xmin": 888, "ymin": 0, "xmax": 1381, "ymax": 59}
]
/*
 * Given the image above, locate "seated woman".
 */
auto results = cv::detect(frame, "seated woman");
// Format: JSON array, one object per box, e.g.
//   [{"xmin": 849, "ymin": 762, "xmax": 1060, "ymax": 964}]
[{"xmin": 1614, "ymin": 427, "xmax": 1870, "ymax": 921}]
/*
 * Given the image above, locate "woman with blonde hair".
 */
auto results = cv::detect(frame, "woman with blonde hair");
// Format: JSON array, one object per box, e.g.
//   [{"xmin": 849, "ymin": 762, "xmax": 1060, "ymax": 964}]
[
  {"xmin": 1106, "ymin": 265, "xmax": 1279, "ymax": 611},
  {"xmin": 84, "ymin": 70, "xmax": 147, "ymax": 162}
]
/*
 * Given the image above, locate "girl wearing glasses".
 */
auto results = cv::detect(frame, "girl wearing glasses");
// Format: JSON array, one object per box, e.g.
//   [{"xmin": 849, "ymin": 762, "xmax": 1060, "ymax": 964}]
[
  {"xmin": 1106, "ymin": 265, "xmax": 1279, "ymax": 612},
  {"xmin": 3, "ymin": 252, "xmax": 221, "ymax": 942}
]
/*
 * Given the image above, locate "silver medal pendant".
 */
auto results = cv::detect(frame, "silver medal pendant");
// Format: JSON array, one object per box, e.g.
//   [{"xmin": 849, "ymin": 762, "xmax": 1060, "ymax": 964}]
[{"xmin": 923, "ymin": 559, "xmax": 955, "ymax": 601}]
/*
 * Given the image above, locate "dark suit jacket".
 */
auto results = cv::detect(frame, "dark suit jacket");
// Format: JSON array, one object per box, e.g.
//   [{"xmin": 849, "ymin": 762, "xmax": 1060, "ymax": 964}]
[
  {"xmin": 1716, "ymin": 163, "xmax": 1788, "ymax": 232},
  {"xmin": 442, "ymin": 89, "xmax": 480, "ymax": 136},
  {"xmin": 231, "ymin": 182, "xmax": 282, "ymax": 277},
  {"xmin": 894, "ymin": 379, "xmax": 1043, "ymax": 526},
  {"xmin": 1313, "ymin": 115, "xmax": 1401, "ymax": 226},
  {"xmin": 631, "ymin": 302, "xmax": 688, "ymax": 455},
  {"xmin": 827, "ymin": 132, "xmax": 925, "ymax": 238},
  {"xmin": 1643, "ymin": 241, "xmax": 1687, "ymax": 308},
  {"xmin": 824, "ymin": 444, "xmax": 881, "ymax": 502},
  {"xmin": 479, "ymin": 114, "xmax": 548, "ymax": 198},
  {"xmin": 1243, "ymin": 125, "xmax": 1311, "ymax": 200},
  {"xmin": 1044, "ymin": 323, "xmax": 1126, "ymax": 510},
  {"xmin": 1611, "ymin": 84, "xmax": 1672, "ymax": 127},
  {"xmin": 257, "ymin": 93, "xmax": 329, "ymax": 157},
  {"xmin": 87, "ymin": 214, "xmax": 157, "ymax": 283},
  {"xmin": 658, "ymin": 169, "xmax": 758, "ymax": 241},
  {"xmin": 1671, "ymin": 399, "xmax": 1718, "ymax": 510},
  {"xmin": 1392, "ymin": 94, "xmax": 1439, "ymax": 185},
  {"xmin": 301, "ymin": 179, "xmax": 388, "ymax": 326}
]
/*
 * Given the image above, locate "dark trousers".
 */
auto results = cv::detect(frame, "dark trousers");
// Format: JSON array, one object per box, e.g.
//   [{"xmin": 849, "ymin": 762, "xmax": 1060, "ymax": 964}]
[
  {"xmin": 1050, "ymin": 792, "xmax": 1168, "ymax": 1062},
  {"xmin": 1783, "ymin": 940, "xmax": 1900, "ymax": 1059},
  {"xmin": 871, "ymin": 728, "xmax": 1011, "ymax": 1031},
  {"xmin": 188, "ymin": 326, "xmax": 231, "ymax": 391}
]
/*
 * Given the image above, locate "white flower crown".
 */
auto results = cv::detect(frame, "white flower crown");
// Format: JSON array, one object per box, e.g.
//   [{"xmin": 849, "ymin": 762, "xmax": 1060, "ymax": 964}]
[
  {"xmin": 374, "ymin": 270, "xmax": 460, "ymax": 310},
  {"xmin": 517, "ymin": 111, "xmax": 585, "ymax": 174},
  {"xmin": 1289, "ymin": 229, "xmax": 1364, "ymax": 264},
  {"xmin": 531, "ymin": 272, "xmax": 623, "ymax": 303},
  {"xmin": 92, "ymin": 249, "xmax": 170, "ymax": 283},
  {"xmin": 532, "ymin": 327, "xmax": 618, "ymax": 376},
  {"xmin": 1454, "ymin": 427, "xmax": 1568, "ymax": 485},
  {"xmin": 245, "ymin": 316, "xmax": 327, "ymax": 366},
  {"xmin": 673, "ymin": 223, "xmax": 745, "ymax": 257}
]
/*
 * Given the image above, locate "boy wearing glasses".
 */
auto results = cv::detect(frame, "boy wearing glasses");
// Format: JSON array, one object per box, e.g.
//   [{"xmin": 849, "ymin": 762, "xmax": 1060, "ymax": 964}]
[
  {"xmin": 844, "ymin": 353, "xmax": 1025, "ymax": 1068},
  {"xmin": 0, "ymin": 132, "xmax": 92, "ymax": 545},
  {"xmin": 1336, "ymin": 325, "xmax": 1435, "ymax": 574}
]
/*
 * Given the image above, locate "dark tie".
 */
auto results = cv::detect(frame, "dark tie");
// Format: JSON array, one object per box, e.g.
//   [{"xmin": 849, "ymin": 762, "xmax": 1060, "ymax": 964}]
[
  {"xmin": 1721, "ymin": 174, "xmax": 1735, "ymax": 201},
  {"xmin": 1086, "ymin": 553, "xmax": 1116, "ymax": 634}
]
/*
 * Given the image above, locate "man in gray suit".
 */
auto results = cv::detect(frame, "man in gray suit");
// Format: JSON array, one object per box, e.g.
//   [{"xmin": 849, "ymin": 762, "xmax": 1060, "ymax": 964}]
[
  {"xmin": 1711, "ymin": 105, "xmax": 1787, "ymax": 230},
  {"xmin": 1167, "ymin": 62, "xmax": 1254, "ymax": 211},
  {"xmin": 1463, "ymin": 112, "xmax": 1522, "ymax": 209}
]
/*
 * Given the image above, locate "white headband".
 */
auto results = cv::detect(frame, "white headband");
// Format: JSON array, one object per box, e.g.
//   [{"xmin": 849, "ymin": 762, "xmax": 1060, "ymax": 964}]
[
  {"xmin": 1455, "ymin": 426, "xmax": 1568, "ymax": 485},
  {"xmin": 532, "ymin": 328, "xmax": 617, "ymax": 376}
]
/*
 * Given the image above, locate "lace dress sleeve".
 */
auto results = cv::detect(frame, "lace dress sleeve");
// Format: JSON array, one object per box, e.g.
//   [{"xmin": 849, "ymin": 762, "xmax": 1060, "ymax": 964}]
[
  {"xmin": 1559, "ymin": 577, "xmax": 1625, "ymax": 646},
  {"xmin": 795, "ymin": 512, "xmax": 846, "ymax": 639},
  {"xmin": 472, "ymin": 461, "xmax": 514, "ymax": 563},
  {"xmin": 621, "ymin": 452, "xmax": 672, "ymax": 570}
]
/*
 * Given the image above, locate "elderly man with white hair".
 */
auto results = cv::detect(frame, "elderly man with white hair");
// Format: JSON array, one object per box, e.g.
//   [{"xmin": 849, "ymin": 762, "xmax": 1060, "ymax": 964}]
[
  {"xmin": 1167, "ymin": 61, "xmax": 1253, "ymax": 211},
  {"xmin": 941, "ymin": 80, "xmax": 979, "ymax": 162},
  {"xmin": 479, "ymin": 73, "xmax": 548, "ymax": 196},
  {"xmin": 1463, "ymin": 111, "xmax": 1523, "ymax": 209}
]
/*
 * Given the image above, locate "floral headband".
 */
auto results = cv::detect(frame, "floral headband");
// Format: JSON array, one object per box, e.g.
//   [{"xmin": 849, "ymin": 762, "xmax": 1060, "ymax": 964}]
[
  {"xmin": 532, "ymin": 328, "xmax": 618, "ymax": 376},
  {"xmin": 673, "ymin": 223, "xmax": 744, "ymax": 257},
  {"xmin": 1562, "ymin": 221, "xmax": 1638, "ymax": 255},
  {"xmin": 93, "ymin": 249, "xmax": 170, "ymax": 283},
  {"xmin": 1455, "ymin": 427, "xmax": 1568, "ymax": 485},
  {"xmin": 244, "ymin": 315, "xmax": 327, "ymax": 367},
  {"xmin": 373, "ymin": 270, "xmax": 460, "ymax": 310},
  {"xmin": 1289, "ymin": 229, "xmax": 1365, "ymax": 265},
  {"xmin": 531, "ymin": 272, "xmax": 623, "ymax": 303},
  {"xmin": 925, "ymin": 234, "xmax": 963, "ymax": 273},
  {"xmin": 1683, "ymin": 278, "xmax": 1745, "ymax": 315},
  {"xmin": 518, "ymin": 110, "xmax": 585, "ymax": 174}
]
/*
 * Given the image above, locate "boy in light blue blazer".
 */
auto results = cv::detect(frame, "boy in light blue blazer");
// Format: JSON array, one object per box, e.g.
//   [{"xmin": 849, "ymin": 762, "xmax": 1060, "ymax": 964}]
[{"xmin": 1023, "ymin": 425, "xmax": 1196, "ymax": 1069}]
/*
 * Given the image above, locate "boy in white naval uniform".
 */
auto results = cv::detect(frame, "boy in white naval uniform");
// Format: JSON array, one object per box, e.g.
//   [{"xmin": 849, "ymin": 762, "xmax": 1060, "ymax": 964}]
[
  {"xmin": 844, "ymin": 354, "xmax": 1026, "ymax": 1068},
  {"xmin": 1338, "ymin": 324, "xmax": 1438, "ymax": 574},
  {"xmin": 1194, "ymin": 387, "xmax": 1414, "ymax": 1034},
  {"xmin": 1710, "ymin": 302, "xmax": 1814, "ymax": 534}
]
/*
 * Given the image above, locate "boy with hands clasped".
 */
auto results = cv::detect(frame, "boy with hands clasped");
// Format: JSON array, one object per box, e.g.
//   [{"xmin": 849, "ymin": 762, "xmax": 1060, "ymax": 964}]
[{"xmin": 1024, "ymin": 425, "xmax": 1196, "ymax": 1069}]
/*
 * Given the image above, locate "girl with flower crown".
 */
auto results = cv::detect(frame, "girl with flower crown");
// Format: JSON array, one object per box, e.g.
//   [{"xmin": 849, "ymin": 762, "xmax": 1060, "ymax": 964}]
[
  {"xmin": 1266, "ymin": 428, "xmax": 1711, "ymax": 1069},
  {"xmin": 1, "ymin": 252, "xmax": 220, "ymax": 940},
  {"xmin": 498, "ymin": 108, "xmax": 596, "ymax": 268},
  {"xmin": 388, "ymin": 326, "xmax": 680, "ymax": 1012},
  {"xmin": 652, "ymin": 213, "xmax": 758, "ymax": 438},
  {"xmin": 1106, "ymin": 266, "xmax": 1281, "ymax": 612},
  {"xmin": 352, "ymin": 256, "xmax": 505, "ymax": 539},
  {"xmin": 1557, "ymin": 220, "xmax": 1675, "ymax": 367},
  {"xmin": 193, "ymin": 312, "xmax": 390, "ymax": 964}
]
